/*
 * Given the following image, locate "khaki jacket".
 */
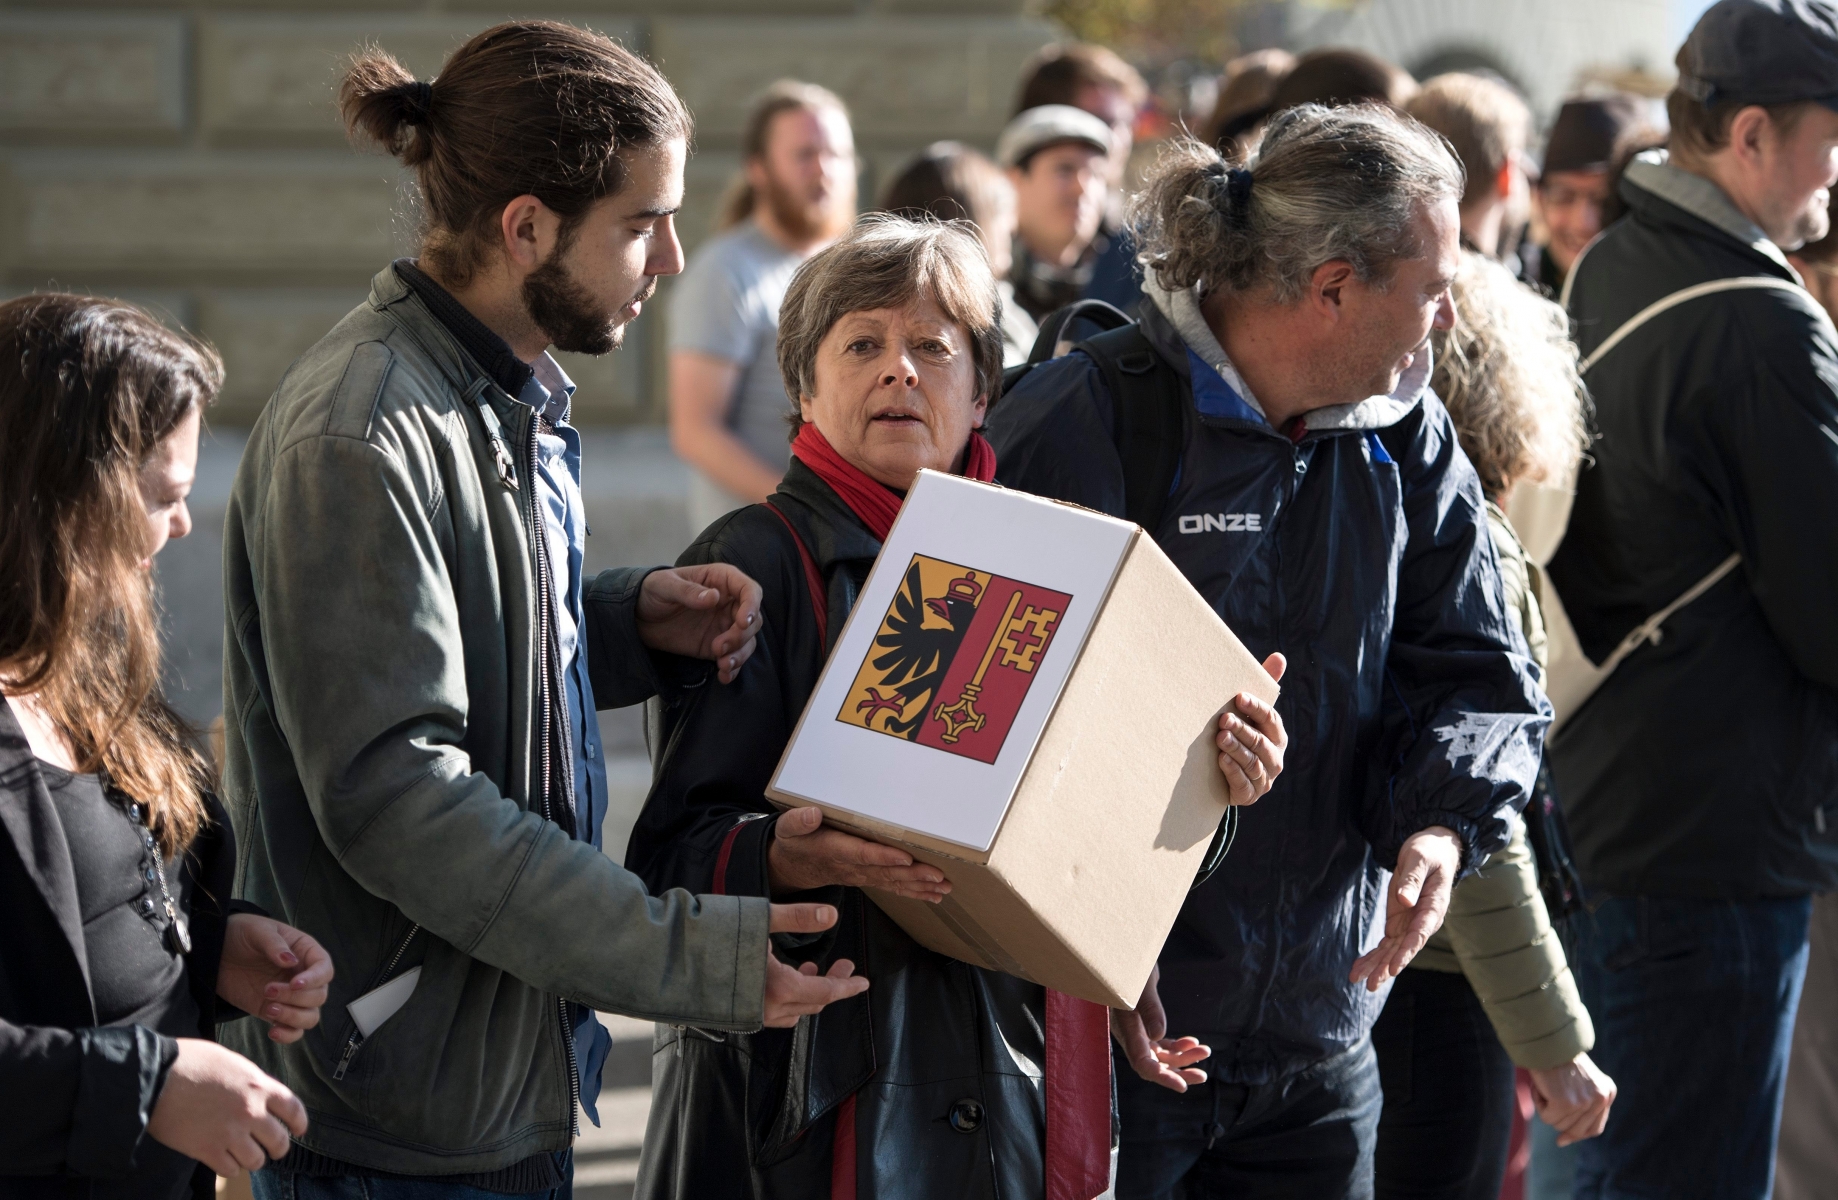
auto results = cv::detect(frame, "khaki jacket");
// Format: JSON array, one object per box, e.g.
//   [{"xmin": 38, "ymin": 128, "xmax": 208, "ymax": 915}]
[{"xmin": 219, "ymin": 263, "xmax": 770, "ymax": 1174}]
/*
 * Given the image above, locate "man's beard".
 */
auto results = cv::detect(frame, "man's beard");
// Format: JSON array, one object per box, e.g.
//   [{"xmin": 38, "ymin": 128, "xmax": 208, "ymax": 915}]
[
  {"xmin": 1781, "ymin": 188, "xmax": 1833, "ymax": 253},
  {"xmin": 761, "ymin": 171, "xmax": 853, "ymax": 244},
  {"xmin": 522, "ymin": 248, "xmax": 649, "ymax": 356}
]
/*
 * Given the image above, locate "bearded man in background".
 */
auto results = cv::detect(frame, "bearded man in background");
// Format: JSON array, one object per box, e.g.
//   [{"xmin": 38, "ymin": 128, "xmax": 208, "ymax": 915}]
[{"xmin": 668, "ymin": 80, "xmax": 857, "ymax": 531}]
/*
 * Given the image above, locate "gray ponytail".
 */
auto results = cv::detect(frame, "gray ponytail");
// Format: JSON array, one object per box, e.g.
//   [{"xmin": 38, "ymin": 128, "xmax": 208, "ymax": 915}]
[{"xmin": 1129, "ymin": 103, "xmax": 1464, "ymax": 303}]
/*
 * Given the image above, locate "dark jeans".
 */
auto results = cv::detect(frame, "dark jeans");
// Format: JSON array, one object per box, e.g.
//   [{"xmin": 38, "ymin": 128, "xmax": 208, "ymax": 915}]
[
  {"xmin": 252, "ymin": 1168, "xmax": 569, "ymax": 1200},
  {"xmin": 1370, "ymin": 967, "xmax": 1515, "ymax": 1200},
  {"xmin": 1569, "ymin": 894, "xmax": 1811, "ymax": 1200},
  {"xmin": 1114, "ymin": 1035, "xmax": 1382, "ymax": 1200}
]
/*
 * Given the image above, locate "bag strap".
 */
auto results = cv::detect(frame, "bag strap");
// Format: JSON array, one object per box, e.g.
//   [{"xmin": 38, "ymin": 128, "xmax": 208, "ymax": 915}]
[
  {"xmin": 1544, "ymin": 276, "xmax": 1782, "ymax": 726},
  {"xmin": 1597, "ymin": 552, "xmax": 1741, "ymax": 677},
  {"xmin": 1581, "ymin": 276, "xmax": 1803, "ymax": 372},
  {"xmin": 765, "ymin": 500, "xmax": 828, "ymax": 647},
  {"xmin": 1077, "ymin": 324, "xmax": 1187, "ymax": 533}
]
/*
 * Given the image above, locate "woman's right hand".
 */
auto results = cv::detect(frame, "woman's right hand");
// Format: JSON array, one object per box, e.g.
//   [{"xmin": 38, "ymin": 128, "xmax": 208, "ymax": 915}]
[
  {"xmin": 146, "ymin": 1038, "xmax": 306, "ymax": 1175},
  {"xmin": 1527, "ymin": 1051, "xmax": 1617, "ymax": 1146},
  {"xmin": 767, "ymin": 806, "xmax": 951, "ymax": 902}
]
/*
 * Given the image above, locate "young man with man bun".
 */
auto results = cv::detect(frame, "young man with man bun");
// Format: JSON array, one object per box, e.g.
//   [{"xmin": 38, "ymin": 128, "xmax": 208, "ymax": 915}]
[{"xmin": 221, "ymin": 23, "xmax": 866, "ymax": 1197}]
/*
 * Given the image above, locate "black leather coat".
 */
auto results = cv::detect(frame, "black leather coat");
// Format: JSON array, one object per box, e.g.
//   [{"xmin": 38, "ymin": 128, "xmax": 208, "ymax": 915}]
[{"xmin": 626, "ymin": 461, "xmax": 1049, "ymax": 1200}]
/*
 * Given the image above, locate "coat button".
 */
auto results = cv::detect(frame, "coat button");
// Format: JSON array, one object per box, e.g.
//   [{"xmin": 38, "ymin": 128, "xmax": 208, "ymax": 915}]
[
  {"xmin": 947, "ymin": 1098, "xmax": 984, "ymax": 1134},
  {"xmin": 139, "ymin": 897, "xmax": 156, "ymax": 916}
]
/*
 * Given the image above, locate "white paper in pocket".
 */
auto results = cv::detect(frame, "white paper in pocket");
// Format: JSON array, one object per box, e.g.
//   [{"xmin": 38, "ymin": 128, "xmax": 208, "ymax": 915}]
[{"xmin": 347, "ymin": 966, "xmax": 421, "ymax": 1038}]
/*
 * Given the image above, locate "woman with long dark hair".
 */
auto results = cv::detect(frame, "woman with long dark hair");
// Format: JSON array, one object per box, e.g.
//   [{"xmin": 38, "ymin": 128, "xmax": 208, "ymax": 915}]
[{"xmin": 0, "ymin": 295, "xmax": 331, "ymax": 1196}]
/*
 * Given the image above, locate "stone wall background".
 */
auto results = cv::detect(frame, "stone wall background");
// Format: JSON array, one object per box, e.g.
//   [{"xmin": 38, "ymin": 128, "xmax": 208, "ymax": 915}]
[
  {"xmin": 0, "ymin": 0, "xmax": 1676, "ymax": 741},
  {"xmin": 0, "ymin": 1, "xmax": 1059, "ymax": 425},
  {"xmin": 0, "ymin": 0, "xmax": 1061, "ymax": 743}
]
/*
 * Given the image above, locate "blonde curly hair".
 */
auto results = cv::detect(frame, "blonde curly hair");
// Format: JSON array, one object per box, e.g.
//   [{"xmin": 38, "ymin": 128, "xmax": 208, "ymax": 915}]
[{"xmin": 1433, "ymin": 253, "xmax": 1591, "ymax": 500}]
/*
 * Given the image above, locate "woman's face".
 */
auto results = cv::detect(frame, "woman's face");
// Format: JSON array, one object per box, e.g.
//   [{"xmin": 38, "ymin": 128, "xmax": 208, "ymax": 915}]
[
  {"xmin": 799, "ymin": 296, "xmax": 986, "ymax": 491},
  {"xmin": 138, "ymin": 405, "xmax": 199, "ymax": 568}
]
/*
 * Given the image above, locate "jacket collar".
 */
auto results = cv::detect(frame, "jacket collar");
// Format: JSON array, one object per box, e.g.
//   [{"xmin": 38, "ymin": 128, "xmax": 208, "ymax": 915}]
[
  {"xmin": 773, "ymin": 458, "xmax": 886, "ymax": 573},
  {"xmin": 1141, "ymin": 273, "xmax": 1427, "ymax": 433},
  {"xmin": 1622, "ymin": 149, "xmax": 1799, "ymax": 277},
  {"xmin": 0, "ymin": 697, "xmax": 93, "ymax": 1012},
  {"xmin": 367, "ymin": 263, "xmax": 536, "ymax": 424}
]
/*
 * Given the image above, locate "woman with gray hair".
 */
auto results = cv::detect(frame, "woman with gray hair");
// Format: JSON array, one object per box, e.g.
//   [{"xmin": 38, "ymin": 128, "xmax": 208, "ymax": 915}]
[{"xmin": 626, "ymin": 213, "xmax": 1285, "ymax": 1199}]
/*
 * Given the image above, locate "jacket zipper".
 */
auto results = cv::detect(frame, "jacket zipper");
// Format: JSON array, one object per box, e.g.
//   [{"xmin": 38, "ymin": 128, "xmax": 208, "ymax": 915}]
[
  {"xmin": 521, "ymin": 408, "xmax": 583, "ymax": 1138},
  {"xmin": 332, "ymin": 922, "xmax": 422, "ymax": 1080}
]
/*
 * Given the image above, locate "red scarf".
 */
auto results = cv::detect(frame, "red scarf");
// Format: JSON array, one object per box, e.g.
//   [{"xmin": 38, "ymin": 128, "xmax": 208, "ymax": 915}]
[
  {"xmin": 789, "ymin": 422, "xmax": 996, "ymax": 541},
  {"xmin": 793, "ymin": 422, "xmax": 1111, "ymax": 1200}
]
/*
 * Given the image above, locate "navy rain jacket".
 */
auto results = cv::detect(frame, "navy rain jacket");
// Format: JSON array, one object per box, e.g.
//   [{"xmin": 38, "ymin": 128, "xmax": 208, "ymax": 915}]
[{"xmin": 987, "ymin": 285, "xmax": 1549, "ymax": 1082}]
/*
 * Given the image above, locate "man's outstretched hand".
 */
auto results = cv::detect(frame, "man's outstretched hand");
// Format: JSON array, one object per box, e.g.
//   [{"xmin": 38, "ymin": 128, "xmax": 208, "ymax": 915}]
[
  {"xmin": 636, "ymin": 564, "xmax": 763, "ymax": 684},
  {"xmin": 762, "ymin": 902, "xmax": 870, "ymax": 1028},
  {"xmin": 1111, "ymin": 965, "xmax": 1212, "ymax": 1093},
  {"xmin": 1349, "ymin": 825, "xmax": 1464, "ymax": 992}
]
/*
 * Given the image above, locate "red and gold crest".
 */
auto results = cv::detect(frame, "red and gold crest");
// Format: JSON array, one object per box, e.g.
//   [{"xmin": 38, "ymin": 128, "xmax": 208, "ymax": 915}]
[{"xmin": 838, "ymin": 554, "xmax": 1072, "ymax": 764}]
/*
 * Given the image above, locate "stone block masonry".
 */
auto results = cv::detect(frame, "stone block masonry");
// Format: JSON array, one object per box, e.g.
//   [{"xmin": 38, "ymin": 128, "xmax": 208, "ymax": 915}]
[{"xmin": 0, "ymin": 1, "xmax": 1056, "ymax": 426}]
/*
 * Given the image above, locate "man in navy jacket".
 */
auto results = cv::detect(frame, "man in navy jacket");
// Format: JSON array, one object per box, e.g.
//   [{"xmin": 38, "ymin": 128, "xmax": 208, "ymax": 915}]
[{"xmin": 990, "ymin": 104, "xmax": 1549, "ymax": 1199}]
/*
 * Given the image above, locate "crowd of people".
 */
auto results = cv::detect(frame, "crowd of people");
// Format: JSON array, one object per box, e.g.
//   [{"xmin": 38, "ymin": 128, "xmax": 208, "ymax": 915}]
[{"xmin": 1, "ymin": 2, "xmax": 1835, "ymax": 1199}]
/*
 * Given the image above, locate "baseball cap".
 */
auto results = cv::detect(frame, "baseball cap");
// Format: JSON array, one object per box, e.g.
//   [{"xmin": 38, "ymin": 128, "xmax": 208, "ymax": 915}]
[
  {"xmin": 1542, "ymin": 94, "xmax": 1649, "ymax": 176},
  {"xmin": 1677, "ymin": 0, "xmax": 1838, "ymax": 109},
  {"xmin": 995, "ymin": 105, "xmax": 1112, "ymax": 169}
]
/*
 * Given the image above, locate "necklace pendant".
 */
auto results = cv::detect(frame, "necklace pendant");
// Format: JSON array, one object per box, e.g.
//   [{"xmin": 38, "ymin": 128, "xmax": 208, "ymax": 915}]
[{"xmin": 165, "ymin": 912, "xmax": 192, "ymax": 956}]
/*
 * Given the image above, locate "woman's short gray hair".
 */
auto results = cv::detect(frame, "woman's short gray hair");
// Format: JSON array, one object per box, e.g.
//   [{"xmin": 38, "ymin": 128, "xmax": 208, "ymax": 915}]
[
  {"xmin": 778, "ymin": 213, "xmax": 1005, "ymax": 422},
  {"xmin": 1130, "ymin": 103, "xmax": 1465, "ymax": 303}
]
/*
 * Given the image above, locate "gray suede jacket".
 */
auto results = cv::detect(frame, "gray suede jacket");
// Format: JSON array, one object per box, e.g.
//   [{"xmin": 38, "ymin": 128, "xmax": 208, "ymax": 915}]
[{"xmin": 219, "ymin": 263, "xmax": 771, "ymax": 1175}]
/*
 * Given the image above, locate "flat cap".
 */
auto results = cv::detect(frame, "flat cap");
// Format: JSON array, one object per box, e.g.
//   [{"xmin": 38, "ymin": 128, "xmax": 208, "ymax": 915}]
[
  {"xmin": 995, "ymin": 104, "xmax": 1112, "ymax": 169},
  {"xmin": 1678, "ymin": 0, "xmax": 1838, "ymax": 108}
]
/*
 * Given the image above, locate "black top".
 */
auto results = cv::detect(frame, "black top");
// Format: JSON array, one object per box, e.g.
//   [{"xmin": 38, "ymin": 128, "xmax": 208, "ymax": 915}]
[
  {"xmin": 41, "ymin": 763, "xmax": 199, "ymax": 1038},
  {"xmin": 0, "ymin": 697, "xmax": 244, "ymax": 1200}
]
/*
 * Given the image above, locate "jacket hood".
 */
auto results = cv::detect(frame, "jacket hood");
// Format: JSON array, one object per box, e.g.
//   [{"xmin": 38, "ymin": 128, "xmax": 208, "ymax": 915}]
[
  {"xmin": 1618, "ymin": 149, "xmax": 1799, "ymax": 279},
  {"xmin": 1142, "ymin": 271, "xmax": 1430, "ymax": 433}
]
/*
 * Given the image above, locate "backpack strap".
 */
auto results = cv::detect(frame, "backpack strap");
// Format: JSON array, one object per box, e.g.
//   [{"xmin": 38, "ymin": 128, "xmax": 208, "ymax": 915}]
[
  {"xmin": 996, "ymin": 299, "xmax": 1138, "ymax": 411},
  {"xmin": 765, "ymin": 500, "xmax": 828, "ymax": 647},
  {"xmin": 1025, "ymin": 298, "xmax": 1135, "ymax": 366},
  {"xmin": 1076, "ymin": 324, "xmax": 1187, "ymax": 534}
]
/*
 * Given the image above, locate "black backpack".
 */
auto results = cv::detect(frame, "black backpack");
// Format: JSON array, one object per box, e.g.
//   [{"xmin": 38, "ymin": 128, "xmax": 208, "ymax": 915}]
[{"xmin": 997, "ymin": 298, "xmax": 1188, "ymax": 535}]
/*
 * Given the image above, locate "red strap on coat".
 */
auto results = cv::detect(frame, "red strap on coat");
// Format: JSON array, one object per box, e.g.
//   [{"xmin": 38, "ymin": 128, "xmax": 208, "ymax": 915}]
[
  {"xmin": 1046, "ymin": 989, "xmax": 1113, "ymax": 1200},
  {"xmin": 829, "ymin": 1092, "xmax": 859, "ymax": 1199},
  {"xmin": 710, "ymin": 822, "xmax": 745, "ymax": 895},
  {"xmin": 766, "ymin": 500, "xmax": 828, "ymax": 646}
]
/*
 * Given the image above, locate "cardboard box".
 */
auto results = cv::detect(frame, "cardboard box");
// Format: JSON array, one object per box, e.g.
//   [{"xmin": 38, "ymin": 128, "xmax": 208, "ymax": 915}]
[{"xmin": 767, "ymin": 471, "xmax": 1279, "ymax": 1008}]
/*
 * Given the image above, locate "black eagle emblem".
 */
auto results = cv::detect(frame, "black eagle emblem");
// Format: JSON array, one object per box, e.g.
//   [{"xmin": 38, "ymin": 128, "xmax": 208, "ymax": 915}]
[{"xmin": 857, "ymin": 562, "xmax": 982, "ymax": 739}]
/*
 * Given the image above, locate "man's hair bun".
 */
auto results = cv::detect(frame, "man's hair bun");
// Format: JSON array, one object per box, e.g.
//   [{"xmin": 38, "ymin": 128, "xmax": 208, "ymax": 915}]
[{"xmin": 340, "ymin": 49, "xmax": 434, "ymax": 166}]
